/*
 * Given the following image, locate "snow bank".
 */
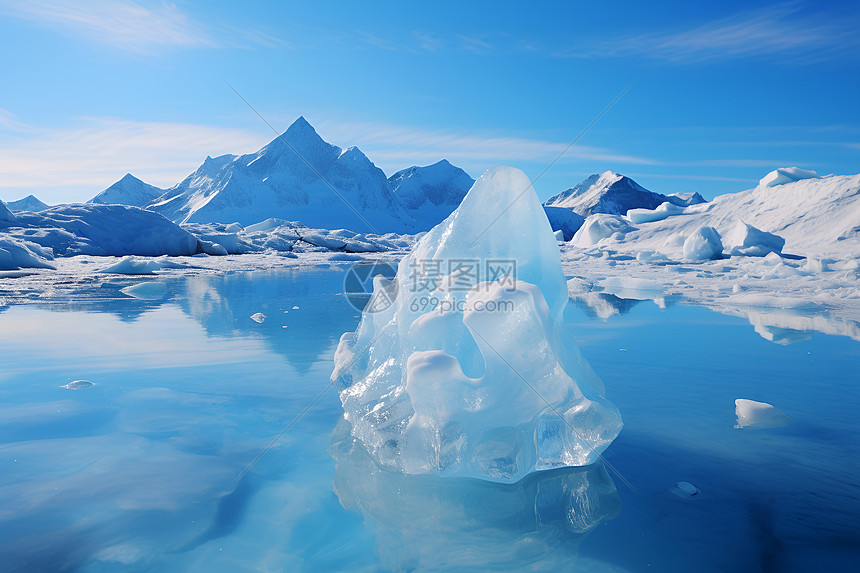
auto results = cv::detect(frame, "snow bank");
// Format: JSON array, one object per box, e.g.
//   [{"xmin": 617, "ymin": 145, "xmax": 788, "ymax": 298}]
[
  {"xmin": 724, "ymin": 221, "xmax": 785, "ymax": 257},
  {"xmin": 572, "ymin": 214, "xmax": 634, "ymax": 247},
  {"xmin": 332, "ymin": 166, "xmax": 622, "ymax": 483},
  {"xmin": 683, "ymin": 226, "xmax": 723, "ymax": 260},
  {"xmin": 759, "ymin": 167, "xmax": 819, "ymax": 188}
]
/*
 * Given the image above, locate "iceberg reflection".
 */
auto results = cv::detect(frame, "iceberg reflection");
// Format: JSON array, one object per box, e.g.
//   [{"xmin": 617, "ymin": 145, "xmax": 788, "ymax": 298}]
[{"xmin": 330, "ymin": 418, "xmax": 621, "ymax": 571}]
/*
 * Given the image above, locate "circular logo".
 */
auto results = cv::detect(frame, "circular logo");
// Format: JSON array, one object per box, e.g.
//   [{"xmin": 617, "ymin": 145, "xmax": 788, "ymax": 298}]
[{"xmin": 343, "ymin": 261, "xmax": 399, "ymax": 313}]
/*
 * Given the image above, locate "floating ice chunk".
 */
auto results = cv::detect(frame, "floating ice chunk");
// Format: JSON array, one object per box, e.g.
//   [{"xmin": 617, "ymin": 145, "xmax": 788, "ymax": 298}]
[
  {"xmin": 250, "ymin": 312, "xmax": 266, "ymax": 323},
  {"xmin": 553, "ymin": 229, "xmax": 565, "ymax": 241},
  {"xmin": 120, "ymin": 281, "xmax": 167, "ymax": 300},
  {"xmin": 724, "ymin": 221, "xmax": 785, "ymax": 257},
  {"xmin": 683, "ymin": 226, "xmax": 723, "ymax": 260},
  {"xmin": 332, "ymin": 166, "xmax": 622, "ymax": 483},
  {"xmin": 572, "ymin": 214, "xmax": 634, "ymax": 247},
  {"xmin": 759, "ymin": 167, "xmax": 819, "ymax": 187},
  {"xmin": 292, "ymin": 305, "xmax": 300, "ymax": 310},
  {"xmin": 626, "ymin": 201, "xmax": 685, "ymax": 224},
  {"xmin": 670, "ymin": 481, "xmax": 701, "ymax": 499},
  {"xmin": 99, "ymin": 256, "xmax": 162, "ymax": 275},
  {"xmin": 734, "ymin": 398, "xmax": 791, "ymax": 429},
  {"xmin": 63, "ymin": 380, "xmax": 94, "ymax": 389}
]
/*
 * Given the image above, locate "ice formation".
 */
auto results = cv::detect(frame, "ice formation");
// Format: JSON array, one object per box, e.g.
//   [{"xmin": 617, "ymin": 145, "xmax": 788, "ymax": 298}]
[
  {"xmin": 331, "ymin": 166, "xmax": 622, "ymax": 483},
  {"xmin": 724, "ymin": 221, "xmax": 785, "ymax": 257},
  {"xmin": 120, "ymin": 282, "xmax": 167, "ymax": 300},
  {"xmin": 627, "ymin": 201, "xmax": 685, "ymax": 224},
  {"xmin": 759, "ymin": 167, "xmax": 818, "ymax": 188},
  {"xmin": 572, "ymin": 214, "xmax": 634, "ymax": 247},
  {"xmin": 683, "ymin": 226, "xmax": 723, "ymax": 260}
]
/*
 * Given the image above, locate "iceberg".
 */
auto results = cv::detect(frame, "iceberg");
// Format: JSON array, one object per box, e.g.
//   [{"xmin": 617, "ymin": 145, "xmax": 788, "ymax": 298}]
[
  {"xmin": 683, "ymin": 226, "xmax": 723, "ymax": 260},
  {"xmin": 724, "ymin": 221, "xmax": 785, "ymax": 257},
  {"xmin": 332, "ymin": 166, "xmax": 622, "ymax": 483}
]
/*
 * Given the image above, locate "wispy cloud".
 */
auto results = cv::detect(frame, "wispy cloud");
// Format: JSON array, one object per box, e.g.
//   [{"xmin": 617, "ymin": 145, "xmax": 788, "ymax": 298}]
[
  {"xmin": 0, "ymin": 108, "xmax": 34, "ymax": 133},
  {"xmin": 0, "ymin": 0, "xmax": 291, "ymax": 54},
  {"xmin": 0, "ymin": 0, "xmax": 216, "ymax": 54},
  {"xmin": 0, "ymin": 117, "xmax": 267, "ymax": 200},
  {"xmin": 455, "ymin": 34, "xmax": 495, "ymax": 55},
  {"xmin": 561, "ymin": 3, "xmax": 859, "ymax": 63},
  {"xmin": 313, "ymin": 119, "xmax": 657, "ymax": 173}
]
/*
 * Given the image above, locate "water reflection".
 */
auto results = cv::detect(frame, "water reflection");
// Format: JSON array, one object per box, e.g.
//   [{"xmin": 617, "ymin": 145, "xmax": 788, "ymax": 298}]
[
  {"xmin": 568, "ymin": 284, "xmax": 860, "ymax": 345},
  {"xmin": 330, "ymin": 418, "xmax": 621, "ymax": 572}
]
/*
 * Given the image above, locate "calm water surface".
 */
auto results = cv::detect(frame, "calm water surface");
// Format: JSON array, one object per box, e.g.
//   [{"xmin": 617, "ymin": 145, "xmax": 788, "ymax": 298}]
[{"xmin": 0, "ymin": 268, "xmax": 857, "ymax": 572}]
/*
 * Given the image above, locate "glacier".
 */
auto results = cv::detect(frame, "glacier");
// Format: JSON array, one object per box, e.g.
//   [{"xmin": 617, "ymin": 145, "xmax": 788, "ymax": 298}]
[{"xmin": 331, "ymin": 166, "xmax": 622, "ymax": 483}]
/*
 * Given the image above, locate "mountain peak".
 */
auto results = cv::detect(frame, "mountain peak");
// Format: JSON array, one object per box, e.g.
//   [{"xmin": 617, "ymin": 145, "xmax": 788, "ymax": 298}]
[
  {"xmin": 544, "ymin": 171, "xmax": 692, "ymax": 216},
  {"xmin": 284, "ymin": 116, "xmax": 318, "ymax": 139}
]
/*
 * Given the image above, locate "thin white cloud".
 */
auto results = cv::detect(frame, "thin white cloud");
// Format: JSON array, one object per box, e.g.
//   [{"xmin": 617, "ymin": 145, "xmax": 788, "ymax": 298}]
[
  {"xmin": 313, "ymin": 119, "xmax": 657, "ymax": 174},
  {"xmin": 0, "ymin": 0, "xmax": 215, "ymax": 53},
  {"xmin": 561, "ymin": 3, "xmax": 859, "ymax": 63},
  {"xmin": 0, "ymin": 108, "xmax": 34, "ymax": 133},
  {"xmin": 0, "ymin": 117, "xmax": 268, "ymax": 199}
]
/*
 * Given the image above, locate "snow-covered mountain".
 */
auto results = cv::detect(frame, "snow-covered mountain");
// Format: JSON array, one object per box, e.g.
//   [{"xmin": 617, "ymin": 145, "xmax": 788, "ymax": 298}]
[
  {"xmin": 388, "ymin": 160, "xmax": 475, "ymax": 229},
  {"xmin": 545, "ymin": 171, "xmax": 705, "ymax": 217},
  {"xmin": 145, "ymin": 117, "xmax": 418, "ymax": 232},
  {"xmin": 90, "ymin": 173, "xmax": 165, "ymax": 207},
  {"xmin": 571, "ymin": 169, "xmax": 860, "ymax": 259},
  {"xmin": 5, "ymin": 194, "xmax": 50, "ymax": 212}
]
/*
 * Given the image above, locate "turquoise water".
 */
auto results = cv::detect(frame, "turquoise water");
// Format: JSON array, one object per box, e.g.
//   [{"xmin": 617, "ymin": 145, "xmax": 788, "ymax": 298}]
[{"xmin": 0, "ymin": 268, "xmax": 858, "ymax": 572}]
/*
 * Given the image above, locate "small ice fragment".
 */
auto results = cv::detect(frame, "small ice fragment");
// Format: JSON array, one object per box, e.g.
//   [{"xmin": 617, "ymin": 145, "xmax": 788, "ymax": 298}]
[
  {"xmin": 250, "ymin": 312, "xmax": 266, "ymax": 323},
  {"xmin": 63, "ymin": 380, "xmax": 94, "ymax": 389},
  {"xmin": 553, "ymin": 229, "xmax": 565, "ymax": 241},
  {"xmin": 282, "ymin": 325, "xmax": 288, "ymax": 328},
  {"xmin": 671, "ymin": 481, "xmax": 701, "ymax": 499},
  {"xmin": 734, "ymin": 398, "xmax": 791, "ymax": 429},
  {"xmin": 292, "ymin": 305, "xmax": 300, "ymax": 310}
]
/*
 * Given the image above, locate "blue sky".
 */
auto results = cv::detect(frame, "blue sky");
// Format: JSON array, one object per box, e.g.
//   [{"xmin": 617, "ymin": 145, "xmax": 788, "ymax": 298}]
[{"xmin": 0, "ymin": 0, "xmax": 858, "ymax": 204}]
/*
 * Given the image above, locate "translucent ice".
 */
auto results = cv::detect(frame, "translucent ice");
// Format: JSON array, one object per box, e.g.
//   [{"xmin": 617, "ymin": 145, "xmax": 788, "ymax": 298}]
[{"xmin": 332, "ymin": 166, "xmax": 622, "ymax": 483}]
